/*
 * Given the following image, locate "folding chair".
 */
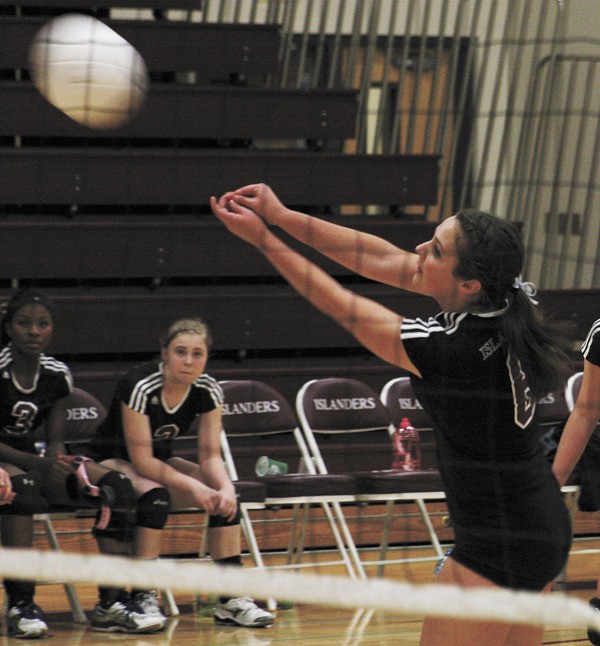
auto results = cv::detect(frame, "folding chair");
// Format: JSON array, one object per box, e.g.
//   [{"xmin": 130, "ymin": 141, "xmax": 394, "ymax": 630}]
[
  {"xmin": 218, "ymin": 379, "xmax": 364, "ymax": 580},
  {"xmin": 296, "ymin": 377, "xmax": 446, "ymax": 578}
]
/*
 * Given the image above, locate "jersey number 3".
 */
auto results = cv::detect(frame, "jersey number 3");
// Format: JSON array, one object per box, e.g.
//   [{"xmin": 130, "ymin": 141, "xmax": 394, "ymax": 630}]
[{"xmin": 6, "ymin": 401, "xmax": 39, "ymax": 436}]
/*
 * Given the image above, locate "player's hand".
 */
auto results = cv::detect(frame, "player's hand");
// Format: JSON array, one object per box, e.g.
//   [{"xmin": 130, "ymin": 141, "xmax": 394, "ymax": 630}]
[
  {"xmin": 214, "ymin": 488, "xmax": 238, "ymax": 521},
  {"xmin": 210, "ymin": 194, "xmax": 271, "ymax": 249},
  {"xmin": 190, "ymin": 481, "xmax": 221, "ymax": 515},
  {"xmin": 0, "ymin": 469, "xmax": 15, "ymax": 505},
  {"xmin": 230, "ymin": 183, "xmax": 284, "ymax": 225}
]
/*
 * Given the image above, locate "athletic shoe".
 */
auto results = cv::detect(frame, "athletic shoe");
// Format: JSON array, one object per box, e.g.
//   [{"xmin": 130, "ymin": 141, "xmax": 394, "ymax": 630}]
[
  {"xmin": 214, "ymin": 597, "xmax": 275, "ymax": 628},
  {"xmin": 131, "ymin": 591, "xmax": 167, "ymax": 627},
  {"xmin": 90, "ymin": 599, "xmax": 166, "ymax": 633},
  {"xmin": 588, "ymin": 597, "xmax": 600, "ymax": 645},
  {"xmin": 7, "ymin": 602, "xmax": 48, "ymax": 639}
]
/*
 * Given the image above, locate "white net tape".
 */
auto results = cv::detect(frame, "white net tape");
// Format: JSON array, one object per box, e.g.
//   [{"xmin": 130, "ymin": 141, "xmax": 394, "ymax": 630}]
[{"xmin": 1, "ymin": 547, "xmax": 599, "ymax": 631}]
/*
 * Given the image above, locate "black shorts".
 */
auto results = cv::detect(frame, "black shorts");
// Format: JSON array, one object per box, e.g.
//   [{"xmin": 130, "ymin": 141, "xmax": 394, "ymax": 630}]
[{"xmin": 451, "ymin": 516, "xmax": 572, "ymax": 591}]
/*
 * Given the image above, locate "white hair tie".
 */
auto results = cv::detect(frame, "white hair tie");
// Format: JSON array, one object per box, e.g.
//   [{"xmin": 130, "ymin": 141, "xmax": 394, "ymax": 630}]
[{"xmin": 513, "ymin": 275, "xmax": 539, "ymax": 305}]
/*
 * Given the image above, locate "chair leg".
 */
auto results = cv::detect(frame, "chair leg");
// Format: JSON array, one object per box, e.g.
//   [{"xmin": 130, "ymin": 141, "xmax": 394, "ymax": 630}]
[
  {"xmin": 376, "ymin": 500, "xmax": 395, "ymax": 578},
  {"xmin": 415, "ymin": 498, "xmax": 444, "ymax": 559},
  {"xmin": 161, "ymin": 589, "xmax": 180, "ymax": 616},
  {"xmin": 555, "ymin": 486, "xmax": 581, "ymax": 586},
  {"xmin": 331, "ymin": 501, "xmax": 366, "ymax": 579},
  {"xmin": 37, "ymin": 514, "xmax": 87, "ymax": 623}
]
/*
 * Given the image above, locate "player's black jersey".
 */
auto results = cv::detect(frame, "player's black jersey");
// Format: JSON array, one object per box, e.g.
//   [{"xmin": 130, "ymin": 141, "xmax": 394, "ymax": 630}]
[
  {"xmin": 402, "ymin": 309, "xmax": 571, "ymax": 590},
  {"xmin": 582, "ymin": 319, "xmax": 600, "ymax": 368},
  {"xmin": 0, "ymin": 346, "xmax": 73, "ymax": 453},
  {"xmin": 90, "ymin": 360, "xmax": 224, "ymax": 462}
]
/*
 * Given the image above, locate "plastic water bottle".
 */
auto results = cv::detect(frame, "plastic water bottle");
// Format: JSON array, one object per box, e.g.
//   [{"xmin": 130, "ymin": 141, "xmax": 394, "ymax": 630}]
[{"xmin": 391, "ymin": 417, "xmax": 421, "ymax": 472}]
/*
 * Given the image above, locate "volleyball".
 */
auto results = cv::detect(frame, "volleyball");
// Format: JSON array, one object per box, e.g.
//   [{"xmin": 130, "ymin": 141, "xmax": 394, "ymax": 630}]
[{"xmin": 28, "ymin": 13, "xmax": 149, "ymax": 130}]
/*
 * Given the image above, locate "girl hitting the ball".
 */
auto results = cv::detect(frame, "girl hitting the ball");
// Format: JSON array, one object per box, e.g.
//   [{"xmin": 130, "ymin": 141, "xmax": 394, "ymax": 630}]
[
  {"xmin": 211, "ymin": 184, "xmax": 572, "ymax": 646},
  {"xmin": 0, "ymin": 289, "xmax": 140, "ymax": 638}
]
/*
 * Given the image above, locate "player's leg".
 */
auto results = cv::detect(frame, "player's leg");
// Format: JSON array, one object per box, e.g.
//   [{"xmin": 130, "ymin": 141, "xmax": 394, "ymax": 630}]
[
  {"xmin": 419, "ymin": 556, "xmax": 538, "ymax": 646},
  {"xmin": 167, "ymin": 457, "xmax": 275, "ymax": 628},
  {"xmin": 89, "ymin": 459, "xmax": 168, "ymax": 634},
  {"xmin": 0, "ymin": 463, "xmax": 49, "ymax": 638}
]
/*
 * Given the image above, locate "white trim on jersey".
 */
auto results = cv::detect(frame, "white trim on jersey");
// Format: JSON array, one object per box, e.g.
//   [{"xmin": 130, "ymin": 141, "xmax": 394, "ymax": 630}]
[
  {"xmin": 582, "ymin": 319, "xmax": 600, "ymax": 360},
  {"xmin": 402, "ymin": 312, "xmax": 468, "ymax": 340},
  {"xmin": 0, "ymin": 346, "xmax": 12, "ymax": 370},
  {"xmin": 129, "ymin": 370, "xmax": 163, "ymax": 413},
  {"xmin": 195, "ymin": 374, "xmax": 224, "ymax": 408},
  {"xmin": 40, "ymin": 355, "xmax": 73, "ymax": 390}
]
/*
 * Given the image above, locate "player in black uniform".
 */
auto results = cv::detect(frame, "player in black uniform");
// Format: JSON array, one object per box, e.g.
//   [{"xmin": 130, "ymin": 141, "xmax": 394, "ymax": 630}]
[
  {"xmin": 211, "ymin": 184, "xmax": 572, "ymax": 646},
  {"xmin": 88, "ymin": 318, "xmax": 275, "ymax": 630},
  {"xmin": 0, "ymin": 288, "xmax": 142, "ymax": 638},
  {"xmin": 553, "ymin": 319, "xmax": 600, "ymax": 645}
]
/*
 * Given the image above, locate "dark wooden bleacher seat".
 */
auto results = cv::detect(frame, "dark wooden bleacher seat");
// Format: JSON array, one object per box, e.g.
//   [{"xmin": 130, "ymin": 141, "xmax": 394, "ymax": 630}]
[
  {"xmin": 1, "ymin": 82, "xmax": 358, "ymax": 140},
  {"xmin": 0, "ymin": 17, "xmax": 281, "ymax": 81},
  {"xmin": 0, "ymin": 148, "xmax": 440, "ymax": 207},
  {"xmin": 0, "ymin": 216, "xmax": 436, "ymax": 279},
  {"xmin": 7, "ymin": 285, "xmax": 435, "ymax": 356}
]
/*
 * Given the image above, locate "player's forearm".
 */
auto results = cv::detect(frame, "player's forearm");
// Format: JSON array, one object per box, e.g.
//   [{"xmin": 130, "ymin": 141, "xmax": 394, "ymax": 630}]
[
  {"xmin": 0, "ymin": 442, "xmax": 43, "ymax": 471},
  {"xmin": 552, "ymin": 409, "xmax": 598, "ymax": 485},
  {"xmin": 271, "ymin": 207, "xmax": 415, "ymax": 288}
]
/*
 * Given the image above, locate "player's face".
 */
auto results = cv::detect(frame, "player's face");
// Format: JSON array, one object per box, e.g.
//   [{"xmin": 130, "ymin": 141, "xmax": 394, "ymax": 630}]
[
  {"xmin": 162, "ymin": 333, "xmax": 208, "ymax": 385},
  {"xmin": 7, "ymin": 304, "xmax": 53, "ymax": 357},
  {"xmin": 413, "ymin": 216, "xmax": 470, "ymax": 310}
]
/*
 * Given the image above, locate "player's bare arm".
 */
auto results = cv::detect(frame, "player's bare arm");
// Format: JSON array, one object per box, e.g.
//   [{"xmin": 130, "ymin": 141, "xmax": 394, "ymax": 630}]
[
  {"xmin": 211, "ymin": 194, "xmax": 421, "ymax": 377},
  {"xmin": 229, "ymin": 183, "xmax": 419, "ymax": 292}
]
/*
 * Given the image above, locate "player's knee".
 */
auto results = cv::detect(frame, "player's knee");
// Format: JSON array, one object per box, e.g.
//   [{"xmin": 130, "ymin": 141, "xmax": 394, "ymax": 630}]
[
  {"xmin": 92, "ymin": 471, "xmax": 136, "ymax": 542},
  {"xmin": 97, "ymin": 471, "xmax": 136, "ymax": 509},
  {"xmin": 135, "ymin": 487, "xmax": 171, "ymax": 530},
  {"xmin": 1, "ymin": 473, "xmax": 48, "ymax": 515},
  {"xmin": 208, "ymin": 508, "xmax": 241, "ymax": 528}
]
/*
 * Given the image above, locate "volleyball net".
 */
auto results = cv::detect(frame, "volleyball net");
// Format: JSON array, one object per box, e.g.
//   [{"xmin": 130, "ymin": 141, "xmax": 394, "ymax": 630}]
[{"xmin": 0, "ymin": 547, "xmax": 599, "ymax": 632}]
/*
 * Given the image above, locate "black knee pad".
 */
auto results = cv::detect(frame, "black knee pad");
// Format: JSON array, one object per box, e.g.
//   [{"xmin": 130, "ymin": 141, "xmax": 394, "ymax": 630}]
[
  {"xmin": 92, "ymin": 471, "xmax": 136, "ymax": 542},
  {"xmin": 97, "ymin": 471, "xmax": 136, "ymax": 510},
  {"xmin": 135, "ymin": 488, "xmax": 170, "ymax": 529},
  {"xmin": 1, "ymin": 473, "xmax": 48, "ymax": 515},
  {"xmin": 208, "ymin": 507, "xmax": 241, "ymax": 528}
]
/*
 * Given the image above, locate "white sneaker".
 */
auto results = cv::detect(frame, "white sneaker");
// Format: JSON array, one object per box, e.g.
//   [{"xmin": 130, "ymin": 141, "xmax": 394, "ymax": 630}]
[
  {"xmin": 90, "ymin": 599, "xmax": 165, "ymax": 633},
  {"xmin": 7, "ymin": 602, "xmax": 48, "ymax": 639},
  {"xmin": 214, "ymin": 597, "xmax": 275, "ymax": 628},
  {"xmin": 132, "ymin": 591, "xmax": 167, "ymax": 626}
]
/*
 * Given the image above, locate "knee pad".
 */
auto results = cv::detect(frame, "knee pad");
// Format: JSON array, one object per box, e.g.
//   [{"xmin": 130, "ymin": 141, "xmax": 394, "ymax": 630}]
[
  {"xmin": 208, "ymin": 507, "xmax": 241, "ymax": 528},
  {"xmin": 1, "ymin": 473, "xmax": 48, "ymax": 515},
  {"xmin": 92, "ymin": 471, "xmax": 136, "ymax": 542},
  {"xmin": 135, "ymin": 488, "xmax": 171, "ymax": 530}
]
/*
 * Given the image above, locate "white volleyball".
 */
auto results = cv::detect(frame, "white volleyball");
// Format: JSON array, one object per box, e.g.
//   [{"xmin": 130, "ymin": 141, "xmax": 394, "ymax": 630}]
[{"xmin": 28, "ymin": 13, "xmax": 149, "ymax": 130}]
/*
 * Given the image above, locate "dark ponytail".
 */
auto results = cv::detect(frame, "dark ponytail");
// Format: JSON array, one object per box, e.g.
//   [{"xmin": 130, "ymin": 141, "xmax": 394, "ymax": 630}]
[{"xmin": 455, "ymin": 210, "xmax": 571, "ymax": 399}]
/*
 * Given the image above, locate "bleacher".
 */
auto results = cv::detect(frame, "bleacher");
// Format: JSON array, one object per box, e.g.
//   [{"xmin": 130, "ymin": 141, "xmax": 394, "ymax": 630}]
[{"xmin": 0, "ymin": 2, "xmax": 444, "ymax": 408}]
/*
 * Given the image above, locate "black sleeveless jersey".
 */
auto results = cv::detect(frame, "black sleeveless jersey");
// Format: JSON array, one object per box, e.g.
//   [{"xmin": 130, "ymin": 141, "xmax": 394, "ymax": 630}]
[
  {"xmin": 0, "ymin": 346, "xmax": 73, "ymax": 453},
  {"xmin": 402, "ymin": 309, "xmax": 571, "ymax": 590},
  {"xmin": 91, "ymin": 360, "xmax": 223, "ymax": 461}
]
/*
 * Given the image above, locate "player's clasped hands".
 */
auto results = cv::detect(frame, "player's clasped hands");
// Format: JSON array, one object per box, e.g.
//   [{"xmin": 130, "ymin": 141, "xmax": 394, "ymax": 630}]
[
  {"xmin": 190, "ymin": 481, "xmax": 237, "ymax": 520},
  {"xmin": 0, "ymin": 467, "xmax": 15, "ymax": 505}
]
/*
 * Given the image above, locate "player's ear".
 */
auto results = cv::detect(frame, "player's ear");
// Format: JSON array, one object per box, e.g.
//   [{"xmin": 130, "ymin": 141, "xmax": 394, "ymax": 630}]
[{"xmin": 461, "ymin": 278, "xmax": 481, "ymax": 296}]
